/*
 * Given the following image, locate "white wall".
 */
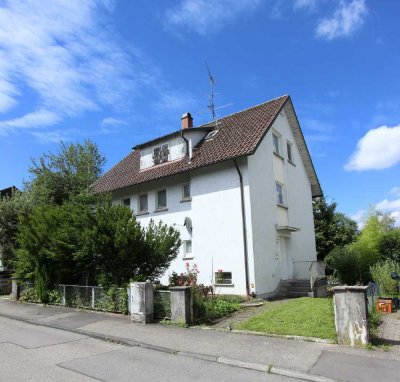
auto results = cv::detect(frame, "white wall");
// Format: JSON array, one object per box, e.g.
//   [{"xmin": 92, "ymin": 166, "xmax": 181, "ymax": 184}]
[
  {"xmin": 112, "ymin": 161, "xmax": 250, "ymax": 295},
  {"xmin": 247, "ymin": 110, "xmax": 317, "ymax": 297}
]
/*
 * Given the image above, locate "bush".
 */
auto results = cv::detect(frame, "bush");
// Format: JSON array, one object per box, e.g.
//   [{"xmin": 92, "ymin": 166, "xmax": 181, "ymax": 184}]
[
  {"xmin": 325, "ymin": 246, "xmax": 360, "ymax": 285},
  {"xmin": 370, "ymin": 260, "xmax": 400, "ymax": 298},
  {"xmin": 19, "ymin": 287, "xmax": 40, "ymax": 303}
]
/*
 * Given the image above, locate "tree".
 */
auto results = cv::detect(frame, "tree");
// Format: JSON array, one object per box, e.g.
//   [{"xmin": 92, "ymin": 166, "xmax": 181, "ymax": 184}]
[
  {"xmin": 325, "ymin": 210, "xmax": 396, "ymax": 284},
  {"xmin": 378, "ymin": 228, "xmax": 400, "ymax": 262},
  {"xmin": 313, "ymin": 196, "xmax": 358, "ymax": 260},
  {"xmin": 80, "ymin": 203, "xmax": 181, "ymax": 287},
  {"xmin": 14, "ymin": 199, "xmax": 92, "ymax": 302},
  {"xmin": 27, "ymin": 140, "xmax": 105, "ymax": 205},
  {"xmin": 0, "ymin": 190, "xmax": 33, "ymax": 271}
]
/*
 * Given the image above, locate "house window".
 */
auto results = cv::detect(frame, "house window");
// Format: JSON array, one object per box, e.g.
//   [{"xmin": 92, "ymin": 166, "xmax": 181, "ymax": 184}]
[
  {"xmin": 215, "ymin": 271, "xmax": 232, "ymax": 285},
  {"xmin": 182, "ymin": 182, "xmax": 191, "ymax": 200},
  {"xmin": 287, "ymin": 141, "xmax": 294, "ymax": 163},
  {"xmin": 153, "ymin": 144, "xmax": 169, "ymax": 165},
  {"xmin": 183, "ymin": 240, "xmax": 192, "ymax": 258},
  {"xmin": 138, "ymin": 194, "xmax": 148, "ymax": 213},
  {"xmin": 276, "ymin": 182, "xmax": 284, "ymax": 205},
  {"xmin": 272, "ymin": 133, "xmax": 281, "ymax": 155},
  {"xmin": 156, "ymin": 189, "xmax": 167, "ymax": 210},
  {"xmin": 122, "ymin": 198, "xmax": 131, "ymax": 207}
]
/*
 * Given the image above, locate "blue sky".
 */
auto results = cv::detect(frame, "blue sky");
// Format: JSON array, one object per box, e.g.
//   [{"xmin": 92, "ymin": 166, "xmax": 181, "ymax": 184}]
[{"xmin": 0, "ymin": 0, "xmax": 399, "ymax": 225}]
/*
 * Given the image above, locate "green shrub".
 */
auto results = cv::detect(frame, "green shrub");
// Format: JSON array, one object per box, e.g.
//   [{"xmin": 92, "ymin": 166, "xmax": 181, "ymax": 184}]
[
  {"xmin": 325, "ymin": 246, "xmax": 360, "ymax": 284},
  {"xmin": 19, "ymin": 287, "xmax": 40, "ymax": 303},
  {"xmin": 370, "ymin": 260, "xmax": 400, "ymax": 298},
  {"xmin": 48, "ymin": 289, "xmax": 62, "ymax": 304}
]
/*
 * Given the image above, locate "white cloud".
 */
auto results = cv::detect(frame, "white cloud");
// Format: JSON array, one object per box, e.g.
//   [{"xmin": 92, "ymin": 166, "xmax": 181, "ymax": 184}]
[
  {"xmin": 316, "ymin": 0, "xmax": 367, "ymax": 40},
  {"xmin": 351, "ymin": 209, "xmax": 367, "ymax": 228},
  {"xmin": 0, "ymin": 0, "xmax": 142, "ymax": 135},
  {"xmin": 375, "ymin": 198, "xmax": 400, "ymax": 227},
  {"xmin": 389, "ymin": 187, "xmax": 400, "ymax": 197},
  {"xmin": 165, "ymin": 0, "xmax": 261, "ymax": 35},
  {"xmin": 101, "ymin": 117, "xmax": 128, "ymax": 127},
  {"xmin": 294, "ymin": 0, "xmax": 317, "ymax": 11},
  {"xmin": 345, "ymin": 124, "xmax": 400, "ymax": 171},
  {"xmin": 0, "ymin": 110, "xmax": 60, "ymax": 135}
]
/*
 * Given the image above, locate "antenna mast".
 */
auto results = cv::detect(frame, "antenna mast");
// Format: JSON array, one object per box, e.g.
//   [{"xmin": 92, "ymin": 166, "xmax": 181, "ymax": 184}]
[{"xmin": 206, "ymin": 62, "xmax": 216, "ymax": 121}]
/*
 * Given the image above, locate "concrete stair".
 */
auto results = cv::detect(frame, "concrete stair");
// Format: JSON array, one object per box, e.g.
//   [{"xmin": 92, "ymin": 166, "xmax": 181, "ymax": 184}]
[{"xmin": 275, "ymin": 279, "xmax": 312, "ymax": 299}]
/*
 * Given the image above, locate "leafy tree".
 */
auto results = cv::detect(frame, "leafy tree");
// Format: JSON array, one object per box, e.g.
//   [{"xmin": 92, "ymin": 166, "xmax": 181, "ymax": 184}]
[
  {"xmin": 0, "ymin": 190, "xmax": 33, "ymax": 270},
  {"xmin": 325, "ymin": 210, "xmax": 396, "ymax": 284},
  {"xmin": 378, "ymin": 228, "xmax": 400, "ymax": 262},
  {"xmin": 313, "ymin": 196, "xmax": 358, "ymax": 260},
  {"xmin": 80, "ymin": 203, "xmax": 181, "ymax": 287},
  {"xmin": 27, "ymin": 140, "xmax": 105, "ymax": 205},
  {"xmin": 14, "ymin": 200, "xmax": 91, "ymax": 302}
]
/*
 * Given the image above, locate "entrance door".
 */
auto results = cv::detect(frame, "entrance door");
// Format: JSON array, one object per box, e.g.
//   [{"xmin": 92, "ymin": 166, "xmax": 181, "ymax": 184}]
[{"xmin": 279, "ymin": 237, "xmax": 293, "ymax": 280}]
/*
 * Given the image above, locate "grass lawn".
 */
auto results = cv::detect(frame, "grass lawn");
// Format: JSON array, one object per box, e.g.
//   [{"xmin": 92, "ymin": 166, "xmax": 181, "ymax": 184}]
[{"xmin": 236, "ymin": 297, "xmax": 336, "ymax": 340}]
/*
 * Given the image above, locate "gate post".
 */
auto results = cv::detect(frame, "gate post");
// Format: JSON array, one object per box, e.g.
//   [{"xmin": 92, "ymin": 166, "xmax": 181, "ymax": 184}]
[
  {"xmin": 10, "ymin": 279, "xmax": 21, "ymax": 301},
  {"xmin": 130, "ymin": 282, "xmax": 153, "ymax": 324},
  {"xmin": 170, "ymin": 286, "xmax": 193, "ymax": 325},
  {"xmin": 332, "ymin": 286, "xmax": 369, "ymax": 346}
]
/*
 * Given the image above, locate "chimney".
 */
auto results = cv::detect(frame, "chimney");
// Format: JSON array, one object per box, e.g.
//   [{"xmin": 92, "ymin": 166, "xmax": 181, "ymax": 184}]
[{"xmin": 181, "ymin": 112, "xmax": 193, "ymax": 129}]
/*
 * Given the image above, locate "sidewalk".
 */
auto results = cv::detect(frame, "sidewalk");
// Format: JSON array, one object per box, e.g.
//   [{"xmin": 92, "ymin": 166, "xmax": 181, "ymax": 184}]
[{"xmin": 0, "ymin": 299, "xmax": 399, "ymax": 382}]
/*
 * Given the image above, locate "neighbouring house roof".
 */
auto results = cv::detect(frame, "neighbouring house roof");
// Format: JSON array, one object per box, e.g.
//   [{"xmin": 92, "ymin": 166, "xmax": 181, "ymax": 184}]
[
  {"xmin": 0, "ymin": 186, "xmax": 19, "ymax": 199},
  {"xmin": 93, "ymin": 95, "xmax": 322, "ymax": 197}
]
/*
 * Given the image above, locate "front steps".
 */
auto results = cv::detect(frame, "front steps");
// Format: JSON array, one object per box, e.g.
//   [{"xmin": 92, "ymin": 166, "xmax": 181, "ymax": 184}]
[
  {"xmin": 276, "ymin": 279, "xmax": 312, "ymax": 299},
  {"xmin": 275, "ymin": 278, "xmax": 328, "ymax": 299}
]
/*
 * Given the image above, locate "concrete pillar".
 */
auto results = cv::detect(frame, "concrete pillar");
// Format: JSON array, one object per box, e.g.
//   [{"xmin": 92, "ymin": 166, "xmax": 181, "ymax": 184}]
[
  {"xmin": 332, "ymin": 286, "xmax": 369, "ymax": 347},
  {"xmin": 170, "ymin": 286, "xmax": 193, "ymax": 325},
  {"xmin": 130, "ymin": 282, "xmax": 153, "ymax": 324},
  {"xmin": 10, "ymin": 279, "xmax": 20, "ymax": 301}
]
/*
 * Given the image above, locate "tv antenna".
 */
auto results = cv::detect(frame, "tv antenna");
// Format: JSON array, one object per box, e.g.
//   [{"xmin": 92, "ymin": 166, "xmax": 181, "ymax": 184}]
[{"xmin": 206, "ymin": 61, "xmax": 216, "ymax": 121}]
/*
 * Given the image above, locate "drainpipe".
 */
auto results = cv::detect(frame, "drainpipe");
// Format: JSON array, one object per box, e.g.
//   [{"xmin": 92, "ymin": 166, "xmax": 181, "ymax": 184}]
[
  {"xmin": 234, "ymin": 159, "xmax": 250, "ymax": 297},
  {"xmin": 181, "ymin": 130, "xmax": 191, "ymax": 164}
]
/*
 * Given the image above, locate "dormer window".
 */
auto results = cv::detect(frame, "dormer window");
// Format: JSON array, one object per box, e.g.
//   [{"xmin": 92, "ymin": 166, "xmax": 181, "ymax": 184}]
[
  {"xmin": 153, "ymin": 144, "xmax": 169, "ymax": 165},
  {"xmin": 204, "ymin": 130, "xmax": 218, "ymax": 140}
]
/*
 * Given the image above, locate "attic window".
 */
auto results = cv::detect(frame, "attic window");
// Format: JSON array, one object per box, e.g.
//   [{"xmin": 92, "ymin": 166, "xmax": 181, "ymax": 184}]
[
  {"xmin": 204, "ymin": 130, "xmax": 218, "ymax": 140},
  {"xmin": 153, "ymin": 144, "xmax": 169, "ymax": 165}
]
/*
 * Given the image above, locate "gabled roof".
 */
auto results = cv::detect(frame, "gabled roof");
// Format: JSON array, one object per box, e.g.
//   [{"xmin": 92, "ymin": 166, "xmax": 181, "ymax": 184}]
[{"xmin": 93, "ymin": 95, "xmax": 322, "ymax": 197}]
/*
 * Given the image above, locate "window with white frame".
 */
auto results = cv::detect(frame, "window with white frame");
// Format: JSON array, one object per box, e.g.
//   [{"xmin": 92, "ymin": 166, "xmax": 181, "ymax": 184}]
[
  {"xmin": 287, "ymin": 141, "xmax": 294, "ymax": 163},
  {"xmin": 153, "ymin": 144, "xmax": 169, "ymax": 165},
  {"xmin": 183, "ymin": 240, "xmax": 192, "ymax": 258},
  {"xmin": 122, "ymin": 198, "xmax": 131, "ymax": 207},
  {"xmin": 215, "ymin": 271, "xmax": 232, "ymax": 285},
  {"xmin": 276, "ymin": 182, "xmax": 284, "ymax": 206},
  {"xmin": 272, "ymin": 132, "xmax": 281, "ymax": 155},
  {"xmin": 182, "ymin": 182, "xmax": 191, "ymax": 201},
  {"xmin": 138, "ymin": 193, "xmax": 148, "ymax": 213},
  {"xmin": 156, "ymin": 189, "xmax": 167, "ymax": 210}
]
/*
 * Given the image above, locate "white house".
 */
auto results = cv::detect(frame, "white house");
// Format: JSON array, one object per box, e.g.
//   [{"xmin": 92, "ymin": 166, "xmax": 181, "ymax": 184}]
[{"xmin": 93, "ymin": 95, "xmax": 322, "ymax": 298}]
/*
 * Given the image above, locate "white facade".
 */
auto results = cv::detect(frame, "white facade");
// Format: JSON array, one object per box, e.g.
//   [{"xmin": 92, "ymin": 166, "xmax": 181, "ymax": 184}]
[{"xmin": 112, "ymin": 107, "xmax": 317, "ymax": 297}]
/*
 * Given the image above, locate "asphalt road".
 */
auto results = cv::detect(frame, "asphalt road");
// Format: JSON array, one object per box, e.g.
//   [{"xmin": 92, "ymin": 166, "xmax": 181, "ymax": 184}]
[{"xmin": 0, "ymin": 316, "xmax": 299, "ymax": 382}]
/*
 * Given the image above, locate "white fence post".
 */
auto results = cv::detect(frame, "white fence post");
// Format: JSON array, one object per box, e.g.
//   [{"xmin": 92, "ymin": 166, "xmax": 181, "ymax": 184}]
[
  {"xmin": 91, "ymin": 287, "xmax": 95, "ymax": 309},
  {"xmin": 62, "ymin": 285, "xmax": 66, "ymax": 306}
]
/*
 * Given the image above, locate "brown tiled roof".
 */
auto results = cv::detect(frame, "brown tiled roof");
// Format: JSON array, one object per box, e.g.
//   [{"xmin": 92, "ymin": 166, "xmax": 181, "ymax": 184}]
[{"xmin": 93, "ymin": 95, "xmax": 322, "ymax": 197}]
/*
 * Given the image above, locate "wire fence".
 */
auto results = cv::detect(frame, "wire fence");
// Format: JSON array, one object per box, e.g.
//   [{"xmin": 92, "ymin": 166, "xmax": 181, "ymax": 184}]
[
  {"xmin": 366, "ymin": 282, "xmax": 380, "ymax": 313},
  {"xmin": 0, "ymin": 278, "xmax": 11, "ymax": 295}
]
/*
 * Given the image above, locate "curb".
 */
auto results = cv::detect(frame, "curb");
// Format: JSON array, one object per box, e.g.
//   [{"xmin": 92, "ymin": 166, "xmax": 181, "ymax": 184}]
[
  {"xmin": 0, "ymin": 311, "xmax": 338, "ymax": 382},
  {"xmin": 196, "ymin": 325, "xmax": 335, "ymax": 344}
]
